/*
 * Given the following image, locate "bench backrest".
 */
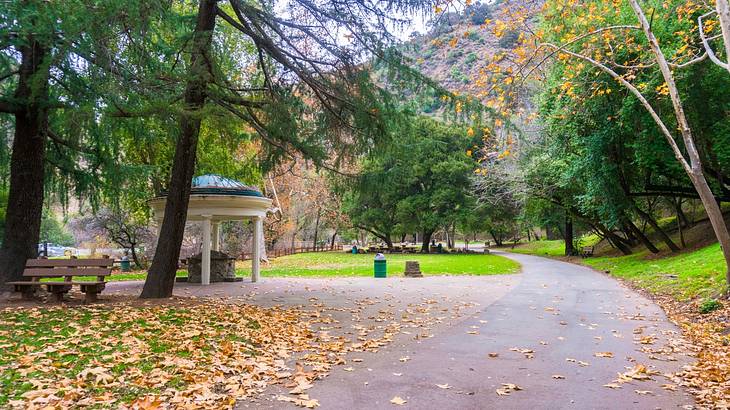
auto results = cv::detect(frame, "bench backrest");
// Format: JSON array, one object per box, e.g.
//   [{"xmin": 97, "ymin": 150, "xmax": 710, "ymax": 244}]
[{"xmin": 23, "ymin": 258, "xmax": 114, "ymax": 278}]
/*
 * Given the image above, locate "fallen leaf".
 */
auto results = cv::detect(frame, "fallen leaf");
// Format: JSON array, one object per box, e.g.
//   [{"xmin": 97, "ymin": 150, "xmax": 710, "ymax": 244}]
[
  {"xmin": 594, "ymin": 352, "xmax": 614, "ymax": 358},
  {"xmin": 436, "ymin": 383, "xmax": 452, "ymax": 389},
  {"xmin": 390, "ymin": 396, "xmax": 407, "ymax": 405},
  {"xmin": 552, "ymin": 375, "xmax": 565, "ymax": 379}
]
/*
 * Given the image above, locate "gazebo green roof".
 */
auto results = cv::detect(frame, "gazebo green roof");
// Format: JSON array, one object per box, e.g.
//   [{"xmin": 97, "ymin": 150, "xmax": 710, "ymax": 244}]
[{"xmin": 190, "ymin": 174, "xmax": 263, "ymax": 197}]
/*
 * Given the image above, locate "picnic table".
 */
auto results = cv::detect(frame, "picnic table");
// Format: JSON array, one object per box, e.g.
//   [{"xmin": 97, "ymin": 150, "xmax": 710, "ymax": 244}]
[{"xmin": 6, "ymin": 258, "xmax": 113, "ymax": 302}]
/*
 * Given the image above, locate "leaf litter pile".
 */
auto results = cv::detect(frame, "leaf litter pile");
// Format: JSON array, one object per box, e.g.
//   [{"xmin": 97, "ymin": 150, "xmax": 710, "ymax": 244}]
[{"xmin": 652, "ymin": 296, "xmax": 730, "ymax": 408}]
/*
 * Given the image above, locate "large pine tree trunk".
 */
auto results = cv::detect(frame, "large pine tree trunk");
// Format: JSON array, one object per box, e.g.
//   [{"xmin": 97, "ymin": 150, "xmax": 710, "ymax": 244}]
[
  {"xmin": 141, "ymin": 0, "xmax": 217, "ymax": 299},
  {"xmin": 0, "ymin": 40, "xmax": 49, "ymax": 293}
]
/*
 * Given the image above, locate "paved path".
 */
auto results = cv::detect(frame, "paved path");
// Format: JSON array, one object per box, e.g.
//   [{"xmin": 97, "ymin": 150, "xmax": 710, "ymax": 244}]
[{"xmin": 253, "ymin": 252, "xmax": 695, "ymax": 410}]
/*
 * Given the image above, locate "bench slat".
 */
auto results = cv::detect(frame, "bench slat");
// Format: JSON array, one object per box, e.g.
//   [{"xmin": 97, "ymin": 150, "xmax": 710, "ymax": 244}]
[
  {"xmin": 25, "ymin": 259, "xmax": 113, "ymax": 267},
  {"xmin": 8, "ymin": 281, "xmax": 105, "ymax": 285},
  {"xmin": 22, "ymin": 268, "xmax": 111, "ymax": 277}
]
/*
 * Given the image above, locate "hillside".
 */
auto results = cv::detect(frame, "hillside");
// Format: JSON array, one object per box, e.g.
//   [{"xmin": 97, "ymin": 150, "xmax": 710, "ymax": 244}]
[{"xmin": 398, "ymin": 1, "xmax": 521, "ymax": 104}]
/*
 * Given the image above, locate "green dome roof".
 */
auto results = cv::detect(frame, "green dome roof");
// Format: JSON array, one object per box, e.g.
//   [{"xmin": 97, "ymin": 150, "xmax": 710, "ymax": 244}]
[{"xmin": 189, "ymin": 174, "xmax": 264, "ymax": 197}]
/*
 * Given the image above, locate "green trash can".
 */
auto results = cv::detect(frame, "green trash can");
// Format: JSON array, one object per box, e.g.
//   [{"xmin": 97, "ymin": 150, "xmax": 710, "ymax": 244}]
[
  {"xmin": 120, "ymin": 257, "xmax": 131, "ymax": 272},
  {"xmin": 374, "ymin": 253, "xmax": 386, "ymax": 278}
]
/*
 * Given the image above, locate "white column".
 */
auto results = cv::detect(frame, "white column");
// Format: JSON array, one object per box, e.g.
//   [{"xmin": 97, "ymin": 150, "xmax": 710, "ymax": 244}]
[
  {"xmin": 212, "ymin": 222, "xmax": 220, "ymax": 252},
  {"xmin": 201, "ymin": 215, "xmax": 212, "ymax": 285},
  {"xmin": 252, "ymin": 216, "xmax": 262, "ymax": 282}
]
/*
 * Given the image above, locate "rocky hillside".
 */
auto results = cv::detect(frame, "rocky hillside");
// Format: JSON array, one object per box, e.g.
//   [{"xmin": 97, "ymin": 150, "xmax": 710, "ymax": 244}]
[{"xmin": 399, "ymin": 1, "xmax": 520, "ymax": 106}]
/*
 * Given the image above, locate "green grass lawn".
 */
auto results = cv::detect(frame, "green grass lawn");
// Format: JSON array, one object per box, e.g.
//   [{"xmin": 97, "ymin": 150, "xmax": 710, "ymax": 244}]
[
  {"xmin": 102, "ymin": 252, "xmax": 520, "ymax": 280},
  {"xmin": 240, "ymin": 251, "xmax": 520, "ymax": 277},
  {"xmin": 583, "ymin": 243, "xmax": 727, "ymax": 300},
  {"xmin": 507, "ymin": 240, "xmax": 566, "ymax": 257}
]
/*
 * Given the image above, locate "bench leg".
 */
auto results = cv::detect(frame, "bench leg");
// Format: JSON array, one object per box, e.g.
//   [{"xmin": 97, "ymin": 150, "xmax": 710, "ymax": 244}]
[
  {"xmin": 51, "ymin": 290, "xmax": 65, "ymax": 302},
  {"xmin": 20, "ymin": 287, "xmax": 35, "ymax": 300},
  {"xmin": 84, "ymin": 291, "xmax": 98, "ymax": 303}
]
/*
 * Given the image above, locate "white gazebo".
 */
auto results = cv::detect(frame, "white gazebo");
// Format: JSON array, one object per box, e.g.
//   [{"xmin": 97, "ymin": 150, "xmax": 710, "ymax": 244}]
[{"xmin": 149, "ymin": 174, "xmax": 272, "ymax": 285}]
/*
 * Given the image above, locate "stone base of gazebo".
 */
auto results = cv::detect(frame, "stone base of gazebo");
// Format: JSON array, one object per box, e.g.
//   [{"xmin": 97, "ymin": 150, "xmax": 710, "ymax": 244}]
[{"xmin": 187, "ymin": 251, "xmax": 241, "ymax": 283}]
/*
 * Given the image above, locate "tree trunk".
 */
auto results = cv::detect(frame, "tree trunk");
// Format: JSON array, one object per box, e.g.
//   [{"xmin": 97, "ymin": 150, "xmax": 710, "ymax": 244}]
[
  {"xmin": 312, "ymin": 209, "xmax": 321, "ymax": 251},
  {"xmin": 129, "ymin": 245, "xmax": 142, "ymax": 269},
  {"xmin": 141, "ymin": 0, "xmax": 217, "ymax": 299},
  {"xmin": 564, "ymin": 215, "xmax": 574, "ymax": 256},
  {"xmin": 421, "ymin": 231, "xmax": 433, "ymax": 253},
  {"xmin": 489, "ymin": 231, "xmax": 503, "ymax": 247},
  {"xmin": 0, "ymin": 39, "xmax": 50, "ymax": 292},
  {"xmin": 677, "ymin": 209, "xmax": 686, "ymax": 248},
  {"xmin": 675, "ymin": 198, "xmax": 690, "ymax": 228},
  {"xmin": 625, "ymin": 218, "xmax": 659, "ymax": 254},
  {"xmin": 634, "ymin": 205, "xmax": 680, "ymax": 252},
  {"xmin": 690, "ymin": 173, "xmax": 730, "ymax": 285},
  {"xmin": 330, "ymin": 230, "xmax": 337, "ymax": 250}
]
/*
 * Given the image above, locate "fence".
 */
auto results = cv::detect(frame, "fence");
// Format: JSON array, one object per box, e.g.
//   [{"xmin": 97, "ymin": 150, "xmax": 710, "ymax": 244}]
[{"xmin": 240, "ymin": 245, "xmax": 334, "ymax": 260}]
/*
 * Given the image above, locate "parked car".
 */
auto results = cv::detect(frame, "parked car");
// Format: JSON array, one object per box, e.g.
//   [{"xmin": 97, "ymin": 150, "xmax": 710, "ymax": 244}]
[{"xmin": 37, "ymin": 243, "xmax": 77, "ymax": 257}]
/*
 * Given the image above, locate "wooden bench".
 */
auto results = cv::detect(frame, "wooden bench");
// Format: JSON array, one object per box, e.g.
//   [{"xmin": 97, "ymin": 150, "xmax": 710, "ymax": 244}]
[
  {"xmin": 6, "ymin": 258, "xmax": 113, "ymax": 302},
  {"xmin": 580, "ymin": 246, "xmax": 595, "ymax": 258}
]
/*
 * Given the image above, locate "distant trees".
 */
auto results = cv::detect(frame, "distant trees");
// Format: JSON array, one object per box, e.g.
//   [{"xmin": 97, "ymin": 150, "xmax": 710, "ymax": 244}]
[{"xmin": 342, "ymin": 116, "xmax": 478, "ymax": 252}]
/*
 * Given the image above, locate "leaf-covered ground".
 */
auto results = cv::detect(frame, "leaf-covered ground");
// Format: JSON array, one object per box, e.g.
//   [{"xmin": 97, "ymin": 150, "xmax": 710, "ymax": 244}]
[
  {"xmin": 0, "ymin": 299, "xmax": 404, "ymax": 409},
  {"xmin": 0, "ymin": 274, "xmax": 500, "ymax": 410}
]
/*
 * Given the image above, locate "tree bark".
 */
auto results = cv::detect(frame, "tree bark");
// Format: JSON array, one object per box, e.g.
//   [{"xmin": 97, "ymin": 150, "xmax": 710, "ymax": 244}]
[
  {"xmin": 634, "ymin": 205, "xmax": 680, "ymax": 252},
  {"xmin": 421, "ymin": 231, "xmax": 433, "ymax": 253},
  {"xmin": 624, "ymin": 218, "xmax": 659, "ymax": 254},
  {"xmin": 0, "ymin": 38, "xmax": 49, "ymax": 292},
  {"xmin": 330, "ymin": 230, "xmax": 337, "ymax": 250},
  {"xmin": 141, "ymin": 0, "xmax": 217, "ymax": 298},
  {"xmin": 312, "ymin": 208, "xmax": 321, "ymax": 251},
  {"xmin": 564, "ymin": 215, "xmax": 574, "ymax": 256}
]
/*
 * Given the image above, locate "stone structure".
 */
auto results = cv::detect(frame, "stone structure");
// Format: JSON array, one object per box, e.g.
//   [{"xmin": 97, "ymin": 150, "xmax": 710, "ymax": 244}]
[
  {"xmin": 188, "ymin": 250, "xmax": 240, "ymax": 283},
  {"xmin": 404, "ymin": 260, "xmax": 423, "ymax": 278}
]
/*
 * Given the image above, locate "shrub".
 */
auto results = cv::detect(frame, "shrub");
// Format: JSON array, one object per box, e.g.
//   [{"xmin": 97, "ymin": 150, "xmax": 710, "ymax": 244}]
[{"xmin": 699, "ymin": 298, "xmax": 723, "ymax": 314}]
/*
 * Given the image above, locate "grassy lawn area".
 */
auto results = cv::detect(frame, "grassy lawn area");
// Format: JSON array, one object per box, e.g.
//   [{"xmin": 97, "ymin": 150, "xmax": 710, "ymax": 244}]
[
  {"xmin": 510, "ymin": 240, "xmax": 727, "ymax": 300},
  {"xmin": 103, "ymin": 252, "xmax": 520, "ymax": 281},
  {"xmin": 237, "ymin": 251, "xmax": 520, "ymax": 277},
  {"xmin": 583, "ymin": 243, "xmax": 727, "ymax": 300},
  {"xmin": 506, "ymin": 240, "xmax": 565, "ymax": 257}
]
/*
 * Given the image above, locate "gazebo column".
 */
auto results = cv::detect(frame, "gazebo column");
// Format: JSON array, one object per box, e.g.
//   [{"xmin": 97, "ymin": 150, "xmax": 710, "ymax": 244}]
[
  {"xmin": 212, "ymin": 222, "xmax": 220, "ymax": 252},
  {"xmin": 201, "ymin": 215, "xmax": 212, "ymax": 285},
  {"xmin": 251, "ymin": 215, "xmax": 262, "ymax": 282}
]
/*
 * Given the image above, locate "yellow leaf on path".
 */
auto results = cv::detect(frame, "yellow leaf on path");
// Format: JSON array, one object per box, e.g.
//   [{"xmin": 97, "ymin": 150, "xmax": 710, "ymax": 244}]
[
  {"xmin": 603, "ymin": 383, "xmax": 622, "ymax": 389},
  {"xmin": 436, "ymin": 383, "xmax": 452, "ymax": 389},
  {"xmin": 594, "ymin": 352, "xmax": 614, "ymax": 358},
  {"xmin": 277, "ymin": 395, "xmax": 320, "ymax": 408},
  {"xmin": 496, "ymin": 388, "xmax": 511, "ymax": 396},
  {"xmin": 488, "ymin": 352, "xmax": 499, "ymax": 358},
  {"xmin": 343, "ymin": 367, "xmax": 354, "ymax": 372},
  {"xmin": 390, "ymin": 396, "xmax": 407, "ymax": 405},
  {"xmin": 634, "ymin": 390, "xmax": 654, "ymax": 395}
]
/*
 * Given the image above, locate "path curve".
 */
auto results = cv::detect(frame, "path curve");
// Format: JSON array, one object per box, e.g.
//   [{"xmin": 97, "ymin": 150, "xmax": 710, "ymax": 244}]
[{"xmin": 272, "ymin": 251, "xmax": 695, "ymax": 410}]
